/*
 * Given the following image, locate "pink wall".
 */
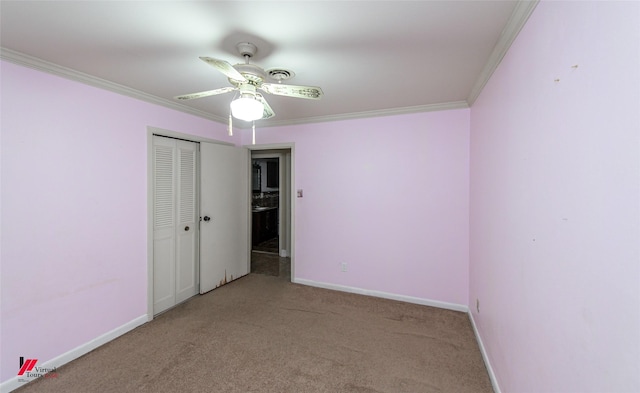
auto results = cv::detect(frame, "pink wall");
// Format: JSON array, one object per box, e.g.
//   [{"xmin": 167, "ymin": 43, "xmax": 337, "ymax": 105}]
[
  {"xmin": 469, "ymin": 1, "xmax": 640, "ymax": 392},
  {"xmin": 7, "ymin": 2, "xmax": 636, "ymax": 389},
  {"xmin": 0, "ymin": 60, "xmax": 236, "ymax": 383},
  {"xmin": 1, "ymin": 60, "xmax": 470, "ymax": 384},
  {"xmin": 242, "ymin": 110, "xmax": 470, "ymax": 306}
]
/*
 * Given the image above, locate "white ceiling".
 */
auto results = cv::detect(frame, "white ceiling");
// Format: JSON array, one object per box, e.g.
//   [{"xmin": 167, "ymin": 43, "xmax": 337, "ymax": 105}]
[{"xmin": 0, "ymin": 1, "xmax": 537, "ymax": 127}]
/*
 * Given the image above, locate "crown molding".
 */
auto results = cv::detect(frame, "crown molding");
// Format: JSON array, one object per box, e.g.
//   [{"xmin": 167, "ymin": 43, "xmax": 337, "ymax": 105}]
[
  {"xmin": 467, "ymin": 0, "xmax": 539, "ymax": 105},
  {"xmin": 256, "ymin": 101, "xmax": 470, "ymax": 128},
  {"xmin": 2, "ymin": 1, "xmax": 538, "ymax": 128},
  {"xmin": 1, "ymin": 45, "xmax": 471, "ymax": 128},
  {"xmin": 0, "ymin": 47, "xmax": 227, "ymax": 123}
]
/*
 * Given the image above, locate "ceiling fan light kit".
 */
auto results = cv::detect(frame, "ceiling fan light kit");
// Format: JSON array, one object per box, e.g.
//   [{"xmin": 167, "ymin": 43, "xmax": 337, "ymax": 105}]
[{"xmin": 230, "ymin": 96, "xmax": 264, "ymax": 122}]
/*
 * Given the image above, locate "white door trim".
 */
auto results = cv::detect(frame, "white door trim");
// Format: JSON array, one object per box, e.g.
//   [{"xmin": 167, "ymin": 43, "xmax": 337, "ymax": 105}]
[{"xmin": 247, "ymin": 143, "xmax": 296, "ymax": 282}]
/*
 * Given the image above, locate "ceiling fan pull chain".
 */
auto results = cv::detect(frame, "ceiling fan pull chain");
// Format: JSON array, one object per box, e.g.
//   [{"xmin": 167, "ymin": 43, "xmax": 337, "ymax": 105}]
[{"xmin": 252, "ymin": 122, "xmax": 256, "ymax": 145}]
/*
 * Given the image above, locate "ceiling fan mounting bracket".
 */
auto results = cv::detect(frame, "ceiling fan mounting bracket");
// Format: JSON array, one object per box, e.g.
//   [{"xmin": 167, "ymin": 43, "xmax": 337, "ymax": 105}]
[{"xmin": 236, "ymin": 42, "xmax": 257, "ymax": 58}]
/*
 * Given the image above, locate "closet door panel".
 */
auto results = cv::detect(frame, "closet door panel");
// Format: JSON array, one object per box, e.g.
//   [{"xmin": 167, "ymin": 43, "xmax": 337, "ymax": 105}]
[
  {"xmin": 175, "ymin": 141, "xmax": 199, "ymax": 304},
  {"xmin": 153, "ymin": 138, "xmax": 177, "ymax": 314},
  {"xmin": 199, "ymin": 142, "xmax": 250, "ymax": 294}
]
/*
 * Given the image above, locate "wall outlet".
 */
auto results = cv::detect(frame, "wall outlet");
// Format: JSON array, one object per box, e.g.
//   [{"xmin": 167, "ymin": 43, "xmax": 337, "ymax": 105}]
[
  {"xmin": 341, "ymin": 262, "xmax": 347, "ymax": 272},
  {"xmin": 476, "ymin": 298, "xmax": 480, "ymax": 313}
]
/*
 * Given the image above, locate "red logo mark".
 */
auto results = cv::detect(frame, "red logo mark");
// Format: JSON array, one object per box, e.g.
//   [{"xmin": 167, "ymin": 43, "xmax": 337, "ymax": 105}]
[{"xmin": 18, "ymin": 359, "xmax": 38, "ymax": 376}]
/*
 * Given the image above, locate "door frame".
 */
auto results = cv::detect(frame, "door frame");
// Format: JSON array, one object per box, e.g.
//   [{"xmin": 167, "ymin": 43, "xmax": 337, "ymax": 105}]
[
  {"xmin": 146, "ymin": 126, "xmax": 235, "ymax": 321},
  {"xmin": 247, "ymin": 143, "xmax": 296, "ymax": 282}
]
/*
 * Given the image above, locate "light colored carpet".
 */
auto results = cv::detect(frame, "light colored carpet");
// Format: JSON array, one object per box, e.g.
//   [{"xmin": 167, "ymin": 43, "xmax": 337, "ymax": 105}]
[{"xmin": 15, "ymin": 274, "xmax": 492, "ymax": 392}]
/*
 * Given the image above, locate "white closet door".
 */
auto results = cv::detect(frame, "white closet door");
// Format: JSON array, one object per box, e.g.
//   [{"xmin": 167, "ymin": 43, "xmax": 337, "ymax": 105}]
[
  {"xmin": 153, "ymin": 136, "xmax": 177, "ymax": 314},
  {"xmin": 153, "ymin": 136, "xmax": 199, "ymax": 314},
  {"xmin": 175, "ymin": 141, "xmax": 199, "ymax": 304},
  {"xmin": 200, "ymin": 142, "xmax": 250, "ymax": 293}
]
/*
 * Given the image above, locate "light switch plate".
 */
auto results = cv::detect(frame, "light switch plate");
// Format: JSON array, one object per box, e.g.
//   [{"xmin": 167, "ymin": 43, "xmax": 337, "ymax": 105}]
[{"xmin": 297, "ymin": 189, "xmax": 303, "ymax": 198}]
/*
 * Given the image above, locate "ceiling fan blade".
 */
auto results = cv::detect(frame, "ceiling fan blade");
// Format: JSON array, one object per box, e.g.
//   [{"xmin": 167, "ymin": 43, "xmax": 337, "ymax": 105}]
[
  {"xmin": 199, "ymin": 57, "xmax": 247, "ymax": 82},
  {"xmin": 256, "ymin": 94, "xmax": 275, "ymax": 119},
  {"xmin": 260, "ymin": 83, "xmax": 323, "ymax": 99},
  {"xmin": 174, "ymin": 87, "xmax": 236, "ymax": 101}
]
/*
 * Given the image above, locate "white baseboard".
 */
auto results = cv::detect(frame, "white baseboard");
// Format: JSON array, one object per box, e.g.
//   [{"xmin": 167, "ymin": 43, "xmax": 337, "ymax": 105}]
[
  {"xmin": 1, "ymin": 314, "xmax": 148, "ymax": 393},
  {"xmin": 468, "ymin": 311, "xmax": 501, "ymax": 393},
  {"xmin": 292, "ymin": 278, "xmax": 468, "ymax": 313}
]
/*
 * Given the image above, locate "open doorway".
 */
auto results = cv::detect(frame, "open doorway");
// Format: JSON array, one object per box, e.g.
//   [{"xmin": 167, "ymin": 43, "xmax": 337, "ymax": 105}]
[
  {"xmin": 252, "ymin": 157, "xmax": 280, "ymax": 253},
  {"xmin": 250, "ymin": 149, "xmax": 292, "ymax": 280}
]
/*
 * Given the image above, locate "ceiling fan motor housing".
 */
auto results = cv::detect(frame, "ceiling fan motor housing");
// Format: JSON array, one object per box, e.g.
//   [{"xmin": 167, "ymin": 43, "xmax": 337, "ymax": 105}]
[
  {"xmin": 230, "ymin": 64, "xmax": 266, "ymax": 87},
  {"xmin": 232, "ymin": 63, "xmax": 266, "ymax": 81},
  {"xmin": 238, "ymin": 83, "xmax": 257, "ymax": 97}
]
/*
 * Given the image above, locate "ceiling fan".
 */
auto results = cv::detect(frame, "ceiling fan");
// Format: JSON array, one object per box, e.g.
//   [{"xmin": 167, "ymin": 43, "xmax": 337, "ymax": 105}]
[{"xmin": 175, "ymin": 42, "xmax": 324, "ymax": 122}]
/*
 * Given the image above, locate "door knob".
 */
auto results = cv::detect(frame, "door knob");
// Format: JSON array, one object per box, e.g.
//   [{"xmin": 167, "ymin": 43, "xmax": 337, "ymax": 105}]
[
  {"xmin": 185, "ymin": 226, "xmax": 190, "ymax": 231},
  {"xmin": 203, "ymin": 216, "xmax": 211, "ymax": 222}
]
